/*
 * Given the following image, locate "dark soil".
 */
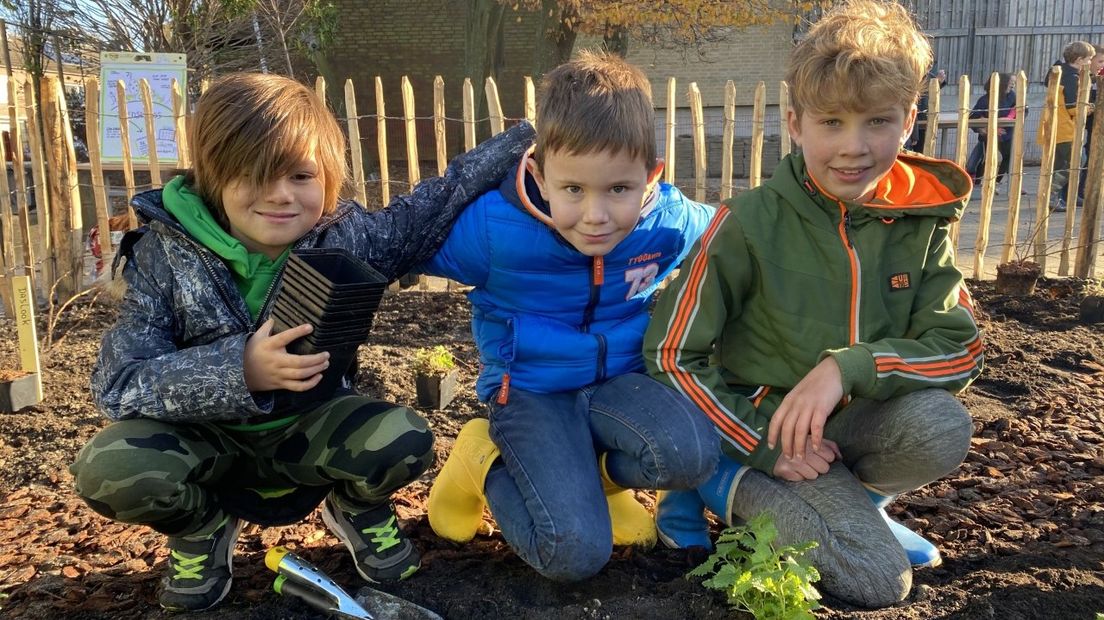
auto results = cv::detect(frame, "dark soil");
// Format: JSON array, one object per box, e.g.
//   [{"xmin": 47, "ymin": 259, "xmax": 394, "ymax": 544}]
[{"xmin": 0, "ymin": 278, "xmax": 1102, "ymax": 619}]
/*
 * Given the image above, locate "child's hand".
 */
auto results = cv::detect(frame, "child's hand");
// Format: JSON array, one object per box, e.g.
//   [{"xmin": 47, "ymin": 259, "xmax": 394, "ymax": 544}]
[
  {"xmin": 767, "ymin": 357, "xmax": 844, "ymax": 461},
  {"xmin": 772, "ymin": 439, "xmax": 841, "ymax": 481},
  {"xmin": 243, "ymin": 319, "xmax": 331, "ymax": 392}
]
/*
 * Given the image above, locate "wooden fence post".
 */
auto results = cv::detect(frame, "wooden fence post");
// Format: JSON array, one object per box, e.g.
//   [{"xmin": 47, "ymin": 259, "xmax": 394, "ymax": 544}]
[
  {"xmin": 950, "ymin": 74, "xmax": 971, "ymax": 248},
  {"xmin": 1001, "ymin": 71, "xmax": 1028, "ymax": 265},
  {"xmin": 524, "ymin": 76, "xmax": 536, "ymax": 126},
  {"xmin": 779, "ymin": 81, "xmax": 791, "ymax": 159},
  {"xmin": 0, "ymin": 125, "xmax": 12, "ymax": 313},
  {"xmin": 485, "ymin": 77, "xmax": 504, "ymax": 136},
  {"xmin": 462, "ymin": 78, "xmax": 476, "ymax": 152},
  {"xmin": 1059, "ymin": 66, "xmax": 1093, "ymax": 276},
  {"xmin": 84, "ymin": 78, "xmax": 112, "ymax": 264},
  {"xmin": 171, "ymin": 78, "xmax": 189, "ymax": 169},
  {"xmin": 1034, "ymin": 66, "xmax": 1062, "ymax": 270},
  {"xmin": 139, "ymin": 79, "xmax": 162, "ymax": 188},
  {"xmin": 665, "ymin": 78, "xmax": 676, "ymax": 184},
  {"xmin": 12, "ymin": 275, "xmax": 42, "ymax": 401},
  {"xmin": 973, "ymin": 73, "xmax": 1000, "ymax": 278},
  {"xmin": 401, "ymin": 76, "xmax": 420, "ymax": 188},
  {"xmin": 344, "ymin": 79, "xmax": 367, "ymax": 206},
  {"xmin": 720, "ymin": 81, "xmax": 736, "ymax": 201},
  {"xmin": 42, "ymin": 76, "xmax": 83, "ymax": 300},
  {"xmin": 115, "ymin": 80, "xmax": 138, "ymax": 228},
  {"xmin": 923, "ymin": 77, "xmax": 940, "ymax": 157},
  {"xmin": 749, "ymin": 81, "xmax": 766, "ymax": 189},
  {"xmin": 687, "ymin": 83, "xmax": 706, "ymax": 203},
  {"xmin": 315, "ymin": 75, "xmax": 327, "ymax": 107},
  {"xmin": 374, "ymin": 77, "xmax": 390, "ymax": 206},
  {"xmin": 433, "ymin": 76, "xmax": 447, "ymax": 177},
  {"xmin": 1075, "ymin": 80, "xmax": 1104, "ymax": 279}
]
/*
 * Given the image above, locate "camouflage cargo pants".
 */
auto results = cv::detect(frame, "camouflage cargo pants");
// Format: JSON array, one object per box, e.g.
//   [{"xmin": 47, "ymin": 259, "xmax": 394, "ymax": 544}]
[{"xmin": 70, "ymin": 395, "xmax": 434, "ymax": 537}]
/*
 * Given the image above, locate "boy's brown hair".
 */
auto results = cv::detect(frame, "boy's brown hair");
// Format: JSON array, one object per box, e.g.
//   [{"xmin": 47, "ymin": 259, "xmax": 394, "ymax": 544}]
[
  {"xmin": 787, "ymin": 0, "xmax": 931, "ymax": 117},
  {"xmin": 534, "ymin": 50, "xmax": 656, "ymax": 170},
  {"xmin": 1062, "ymin": 41, "xmax": 1096, "ymax": 64},
  {"xmin": 188, "ymin": 73, "xmax": 348, "ymax": 224}
]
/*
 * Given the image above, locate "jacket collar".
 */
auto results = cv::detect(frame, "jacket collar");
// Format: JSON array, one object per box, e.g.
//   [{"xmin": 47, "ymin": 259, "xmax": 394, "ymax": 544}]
[{"xmin": 768, "ymin": 151, "xmax": 972, "ymax": 225}]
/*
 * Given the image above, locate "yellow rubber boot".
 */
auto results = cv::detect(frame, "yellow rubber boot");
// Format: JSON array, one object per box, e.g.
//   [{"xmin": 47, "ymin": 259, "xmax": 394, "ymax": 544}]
[
  {"xmin": 428, "ymin": 418, "xmax": 500, "ymax": 543},
  {"xmin": 599, "ymin": 454, "xmax": 657, "ymax": 548}
]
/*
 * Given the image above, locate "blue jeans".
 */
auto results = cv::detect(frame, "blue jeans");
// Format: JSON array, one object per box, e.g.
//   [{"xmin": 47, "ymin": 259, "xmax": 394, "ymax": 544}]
[{"xmin": 484, "ymin": 372, "xmax": 718, "ymax": 581}]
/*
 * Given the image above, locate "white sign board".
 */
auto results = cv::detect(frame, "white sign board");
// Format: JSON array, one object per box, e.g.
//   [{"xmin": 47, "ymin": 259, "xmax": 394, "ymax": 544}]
[{"xmin": 99, "ymin": 52, "xmax": 187, "ymax": 164}]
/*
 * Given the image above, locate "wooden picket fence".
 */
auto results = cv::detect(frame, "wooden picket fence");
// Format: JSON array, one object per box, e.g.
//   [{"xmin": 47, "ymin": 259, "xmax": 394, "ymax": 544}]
[{"xmin": 1, "ymin": 66, "xmax": 1102, "ymax": 318}]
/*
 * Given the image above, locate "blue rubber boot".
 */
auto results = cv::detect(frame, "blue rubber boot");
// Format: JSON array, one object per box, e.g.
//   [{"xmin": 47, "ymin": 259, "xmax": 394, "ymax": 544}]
[
  {"xmin": 655, "ymin": 490, "xmax": 712, "ymax": 550},
  {"xmin": 867, "ymin": 490, "xmax": 942, "ymax": 568},
  {"xmin": 696, "ymin": 455, "xmax": 749, "ymax": 526}
]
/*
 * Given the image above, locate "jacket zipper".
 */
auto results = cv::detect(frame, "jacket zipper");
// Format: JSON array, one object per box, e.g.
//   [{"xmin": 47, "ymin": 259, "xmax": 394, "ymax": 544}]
[
  {"xmin": 837, "ymin": 205, "xmax": 861, "ymax": 345},
  {"xmin": 583, "ymin": 257, "xmax": 606, "ymax": 382}
]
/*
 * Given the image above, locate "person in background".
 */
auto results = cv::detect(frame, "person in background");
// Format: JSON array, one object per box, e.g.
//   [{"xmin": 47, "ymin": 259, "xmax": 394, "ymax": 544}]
[
  {"xmin": 966, "ymin": 72, "xmax": 1016, "ymax": 190},
  {"xmin": 1041, "ymin": 40, "xmax": 1096, "ymax": 212}
]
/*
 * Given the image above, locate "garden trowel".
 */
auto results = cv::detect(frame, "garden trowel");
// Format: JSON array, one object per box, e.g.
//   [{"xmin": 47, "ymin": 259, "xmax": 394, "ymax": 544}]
[{"xmin": 265, "ymin": 546, "xmax": 443, "ymax": 620}]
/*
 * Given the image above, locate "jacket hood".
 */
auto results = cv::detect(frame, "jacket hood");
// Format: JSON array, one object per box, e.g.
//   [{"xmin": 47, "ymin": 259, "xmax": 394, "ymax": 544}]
[{"xmin": 766, "ymin": 151, "xmax": 973, "ymax": 224}]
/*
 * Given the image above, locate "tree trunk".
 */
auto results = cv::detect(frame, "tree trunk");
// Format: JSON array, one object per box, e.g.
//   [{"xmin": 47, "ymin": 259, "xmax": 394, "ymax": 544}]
[{"xmin": 465, "ymin": 0, "xmax": 506, "ymax": 140}]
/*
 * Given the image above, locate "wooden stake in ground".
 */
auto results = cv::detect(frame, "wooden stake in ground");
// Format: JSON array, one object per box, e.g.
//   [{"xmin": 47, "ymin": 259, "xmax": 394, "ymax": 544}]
[
  {"xmin": 720, "ymin": 81, "xmax": 736, "ymax": 201},
  {"xmin": 1034, "ymin": 66, "xmax": 1062, "ymax": 270},
  {"xmin": 433, "ymin": 76, "xmax": 447, "ymax": 177},
  {"xmin": 1000, "ymin": 72, "xmax": 1028, "ymax": 265},
  {"xmin": 949, "ymin": 74, "xmax": 971, "ymax": 250},
  {"xmin": 779, "ymin": 81, "xmax": 791, "ymax": 159},
  {"xmin": 749, "ymin": 81, "xmax": 766, "ymax": 189},
  {"xmin": 8, "ymin": 77, "xmax": 34, "ymax": 285},
  {"xmin": 41, "ymin": 76, "xmax": 84, "ymax": 301},
  {"xmin": 23, "ymin": 74, "xmax": 54, "ymax": 290},
  {"xmin": 485, "ymin": 77, "xmax": 504, "ymax": 137},
  {"xmin": 973, "ymin": 73, "xmax": 1000, "ymax": 278},
  {"xmin": 115, "ymin": 80, "xmax": 138, "ymax": 229},
  {"xmin": 462, "ymin": 78, "xmax": 475, "ymax": 153},
  {"xmin": 923, "ymin": 77, "xmax": 941, "ymax": 157},
  {"xmin": 374, "ymin": 77, "xmax": 390, "ymax": 206},
  {"xmin": 171, "ymin": 78, "xmax": 189, "ymax": 169},
  {"xmin": 139, "ymin": 79, "xmax": 162, "ymax": 188},
  {"xmin": 346, "ymin": 79, "xmax": 367, "ymax": 206},
  {"xmin": 524, "ymin": 77, "xmax": 535, "ymax": 127},
  {"xmin": 84, "ymin": 77, "xmax": 113, "ymax": 265},
  {"xmin": 401, "ymin": 76, "xmax": 420, "ymax": 188},
  {"xmin": 12, "ymin": 275, "xmax": 42, "ymax": 402}
]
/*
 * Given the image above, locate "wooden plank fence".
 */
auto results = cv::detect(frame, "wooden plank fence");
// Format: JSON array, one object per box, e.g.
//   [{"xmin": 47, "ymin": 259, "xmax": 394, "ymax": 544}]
[{"xmin": 1, "ymin": 68, "xmax": 1103, "ymax": 315}]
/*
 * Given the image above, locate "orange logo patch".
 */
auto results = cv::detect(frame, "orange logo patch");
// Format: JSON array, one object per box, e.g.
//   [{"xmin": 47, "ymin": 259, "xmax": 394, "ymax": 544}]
[{"xmin": 889, "ymin": 273, "xmax": 911, "ymax": 290}]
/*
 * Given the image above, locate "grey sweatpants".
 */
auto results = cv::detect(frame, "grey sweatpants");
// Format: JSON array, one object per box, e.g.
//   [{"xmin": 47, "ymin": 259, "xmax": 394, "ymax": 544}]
[{"xmin": 729, "ymin": 389, "xmax": 973, "ymax": 608}]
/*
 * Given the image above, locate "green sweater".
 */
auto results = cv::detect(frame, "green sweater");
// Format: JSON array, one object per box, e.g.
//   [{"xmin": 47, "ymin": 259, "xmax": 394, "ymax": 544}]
[{"xmin": 644, "ymin": 152, "xmax": 983, "ymax": 473}]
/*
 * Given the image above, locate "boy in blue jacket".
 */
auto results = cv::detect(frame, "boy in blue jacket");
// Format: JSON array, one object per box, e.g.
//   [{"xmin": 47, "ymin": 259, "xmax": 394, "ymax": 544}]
[{"xmin": 419, "ymin": 51, "xmax": 719, "ymax": 581}]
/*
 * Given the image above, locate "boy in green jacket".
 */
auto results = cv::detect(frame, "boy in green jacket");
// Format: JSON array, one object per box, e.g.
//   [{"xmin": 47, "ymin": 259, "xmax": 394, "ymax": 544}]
[{"xmin": 644, "ymin": 0, "xmax": 981, "ymax": 608}]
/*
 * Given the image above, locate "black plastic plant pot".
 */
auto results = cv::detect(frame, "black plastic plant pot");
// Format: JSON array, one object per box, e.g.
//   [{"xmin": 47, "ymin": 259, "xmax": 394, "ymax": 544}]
[
  {"xmin": 280, "ymin": 277, "xmax": 384, "ymax": 311},
  {"xmin": 272, "ymin": 298, "xmax": 373, "ymax": 332},
  {"xmin": 286, "ymin": 249, "xmax": 388, "ymax": 294}
]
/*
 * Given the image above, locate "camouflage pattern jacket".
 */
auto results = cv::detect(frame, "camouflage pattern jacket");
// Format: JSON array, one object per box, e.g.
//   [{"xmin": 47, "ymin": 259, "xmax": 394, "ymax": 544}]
[{"xmin": 91, "ymin": 122, "xmax": 535, "ymax": 423}]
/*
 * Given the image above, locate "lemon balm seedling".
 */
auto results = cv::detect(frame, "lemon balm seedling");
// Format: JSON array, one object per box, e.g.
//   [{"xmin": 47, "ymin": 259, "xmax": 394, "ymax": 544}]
[
  {"xmin": 689, "ymin": 513, "xmax": 821, "ymax": 620},
  {"xmin": 411, "ymin": 346, "xmax": 459, "ymax": 409}
]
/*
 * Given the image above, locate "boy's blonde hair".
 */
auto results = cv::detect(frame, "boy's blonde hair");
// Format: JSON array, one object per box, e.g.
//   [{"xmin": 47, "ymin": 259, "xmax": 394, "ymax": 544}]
[
  {"xmin": 787, "ymin": 0, "xmax": 931, "ymax": 117},
  {"xmin": 534, "ymin": 51, "xmax": 656, "ymax": 170},
  {"xmin": 188, "ymin": 73, "xmax": 348, "ymax": 223},
  {"xmin": 1062, "ymin": 41, "xmax": 1096, "ymax": 64}
]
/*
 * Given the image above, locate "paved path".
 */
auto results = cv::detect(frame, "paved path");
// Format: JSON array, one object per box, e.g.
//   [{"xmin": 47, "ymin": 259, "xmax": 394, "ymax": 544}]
[{"xmin": 955, "ymin": 165, "xmax": 1104, "ymax": 279}]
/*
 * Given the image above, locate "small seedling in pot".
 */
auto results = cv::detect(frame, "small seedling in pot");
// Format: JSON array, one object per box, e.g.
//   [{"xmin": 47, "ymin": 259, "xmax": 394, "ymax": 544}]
[{"xmin": 412, "ymin": 346, "xmax": 459, "ymax": 410}]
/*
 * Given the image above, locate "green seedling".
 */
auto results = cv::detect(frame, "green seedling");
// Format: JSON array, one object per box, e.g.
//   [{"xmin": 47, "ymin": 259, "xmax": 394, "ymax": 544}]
[
  {"xmin": 689, "ymin": 513, "xmax": 821, "ymax": 620},
  {"xmin": 412, "ymin": 345, "xmax": 456, "ymax": 376}
]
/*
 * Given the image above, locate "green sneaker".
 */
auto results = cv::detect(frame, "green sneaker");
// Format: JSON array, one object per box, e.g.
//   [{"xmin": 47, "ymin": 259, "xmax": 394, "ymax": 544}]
[
  {"xmin": 159, "ymin": 515, "xmax": 243, "ymax": 612},
  {"xmin": 322, "ymin": 498, "xmax": 420, "ymax": 582}
]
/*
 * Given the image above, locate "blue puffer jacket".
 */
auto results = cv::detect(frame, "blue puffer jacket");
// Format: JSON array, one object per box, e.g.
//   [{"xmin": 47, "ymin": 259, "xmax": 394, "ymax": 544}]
[
  {"xmin": 91, "ymin": 122, "xmax": 536, "ymax": 422},
  {"xmin": 420, "ymin": 154, "xmax": 715, "ymax": 401}
]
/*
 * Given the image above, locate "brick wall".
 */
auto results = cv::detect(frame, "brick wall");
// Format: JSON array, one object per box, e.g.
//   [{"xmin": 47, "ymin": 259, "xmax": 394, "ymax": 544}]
[{"xmin": 325, "ymin": 2, "xmax": 794, "ymax": 169}]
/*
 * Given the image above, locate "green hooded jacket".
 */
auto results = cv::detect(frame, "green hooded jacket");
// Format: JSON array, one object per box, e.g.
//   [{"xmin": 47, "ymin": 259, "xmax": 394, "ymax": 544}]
[{"xmin": 644, "ymin": 152, "xmax": 984, "ymax": 473}]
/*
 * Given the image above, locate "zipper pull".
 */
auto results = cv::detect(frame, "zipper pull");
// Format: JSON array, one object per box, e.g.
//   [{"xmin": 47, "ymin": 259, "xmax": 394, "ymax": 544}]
[
  {"xmin": 592, "ymin": 256, "xmax": 605, "ymax": 285},
  {"xmin": 843, "ymin": 212, "xmax": 854, "ymax": 248},
  {"xmin": 496, "ymin": 372, "xmax": 511, "ymax": 405}
]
